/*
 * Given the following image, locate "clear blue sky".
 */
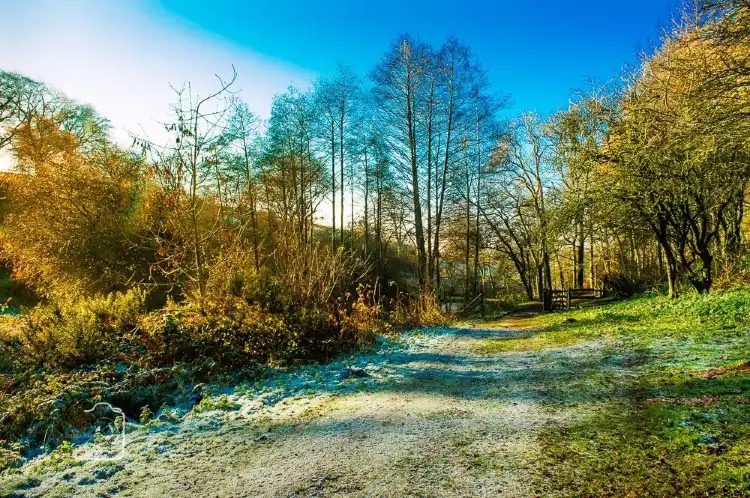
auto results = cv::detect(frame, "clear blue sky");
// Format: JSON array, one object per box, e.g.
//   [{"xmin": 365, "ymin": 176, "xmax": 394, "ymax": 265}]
[
  {"xmin": 0, "ymin": 0, "xmax": 684, "ymax": 147},
  {"xmin": 155, "ymin": 0, "xmax": 683, "ymax": 115}
]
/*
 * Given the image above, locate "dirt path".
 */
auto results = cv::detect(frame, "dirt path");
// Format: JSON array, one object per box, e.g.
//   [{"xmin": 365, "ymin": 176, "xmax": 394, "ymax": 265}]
[{"xmin": 3, "ymin": 325, "xmax": 600, "ymax": 497}]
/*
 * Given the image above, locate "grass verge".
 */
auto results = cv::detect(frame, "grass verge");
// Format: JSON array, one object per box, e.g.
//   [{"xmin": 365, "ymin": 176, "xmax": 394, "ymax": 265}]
[{"xmin": 486, "ymin": 288, "xmax": 750, "ymax": 496}]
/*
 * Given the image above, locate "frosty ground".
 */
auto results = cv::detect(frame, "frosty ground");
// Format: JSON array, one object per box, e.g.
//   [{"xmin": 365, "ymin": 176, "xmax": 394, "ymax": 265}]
[{"xmin": 0, "ymin": 320, "xmax": 651, "ymax": 497}]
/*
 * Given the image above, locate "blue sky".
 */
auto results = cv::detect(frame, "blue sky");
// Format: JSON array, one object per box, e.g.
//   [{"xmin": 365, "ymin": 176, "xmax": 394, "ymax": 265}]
[
  {"xmin": 155, "ymin": 0, "xmax": 682, "ymax": 115},
  {"xmin": 1, "ymin": 0, "xmax": 682, "ymax": 143}
]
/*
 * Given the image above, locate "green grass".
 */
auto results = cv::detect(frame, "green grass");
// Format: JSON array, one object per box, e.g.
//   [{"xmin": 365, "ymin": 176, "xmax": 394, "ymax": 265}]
[
  {"xmin": 474, "ymin": 327, "xmax": 582, "ymax": 353},
  {"xmin": 487, "ymin": 288, "xmax": 750, "ymax": 497},
  {"xmin": 540, "ymin": 397, "xmax": 750, "ymax": 497},
  {"xmin": 476, "ymin": 288, "xmax": 750, "ymax": 354}
]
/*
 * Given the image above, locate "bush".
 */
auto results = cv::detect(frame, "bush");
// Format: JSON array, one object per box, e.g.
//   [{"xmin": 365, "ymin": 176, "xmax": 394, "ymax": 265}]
[
  {"xmin": 140, "ymin": 296, "xmax": 297, "ymax": 367},
  {"xmin": 0, "ymin": 286, "xmax": 384, "ymax": 468},
  {"xmin": 5, "ymin": 288, "xmax": 146, "ymax": 369},
  {"xmin": 667, "ymin": 286, "xmax": 750, "ymax": 329},
  {"xmin": 339, "ymin": 285, "xmax": 392, "ymax": 345},
  {"xmin": 389, "ymin": 292, "xmax": 451, "ymax": 328},
  {"xmin": 603, "ymin": 274, "xmax": 644, "ymax": 299},
  {"xmin": 0, "ymin": 363, "xmax": 197, "ymax": 465},
  {"xmin": 0, "ymin": 286, "xmax": 372, "ymax": 375}
]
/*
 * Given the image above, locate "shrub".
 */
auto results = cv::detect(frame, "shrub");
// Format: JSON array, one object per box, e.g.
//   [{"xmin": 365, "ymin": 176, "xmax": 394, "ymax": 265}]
[
  {"xmin": 389, "ymin": 292, "xmax": 451, "ymax": 327},
  {"xmin": 139, "ymin": 405, "xmax": 152, "ymax": 424},
  {"xmin": 0, "ymin": 441, "xmax": 21, "ymax": 469},
  {"xmin": 0, "ymin": 360, "xmax": 205, "ymax": 466},
  {"xmin": 668, "ymin": 287, "xmax": 750, "ymax": 329},
  {"xmin": 0, "ymin": 281, "xmax": 382, "ymax": 469},
  {"xmin": 139, "ymin": 296, "xmax": 294, "ymax": 367},
  {"xmin": 1, "ymin": 138, "xmax": 148, "ymax": 299},
  {"xmin": 7, "ymin": 288, "xmax": 146, "ymax": 369},
  {"xmin": 603, "ymin": 274, "xmax": 644, "ymax": 299},
  {"xmin": 339, "ymin": 285, "xmax": 392, "ymax": 345},
  {"xmin": 193, "ymin": 394, "xmax": 237, "ymax": 413}
]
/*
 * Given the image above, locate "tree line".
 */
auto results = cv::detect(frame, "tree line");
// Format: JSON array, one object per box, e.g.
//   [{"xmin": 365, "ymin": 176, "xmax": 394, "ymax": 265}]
[{"xmin": 0, "ymin": 0, "xmax": 748, "ymax": 312}]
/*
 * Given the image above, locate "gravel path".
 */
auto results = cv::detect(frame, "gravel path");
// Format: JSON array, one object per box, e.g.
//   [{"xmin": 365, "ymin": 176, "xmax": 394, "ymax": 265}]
[{"xmin": 2, "ymin": 325, "xmax": 596, "ymax": 497}]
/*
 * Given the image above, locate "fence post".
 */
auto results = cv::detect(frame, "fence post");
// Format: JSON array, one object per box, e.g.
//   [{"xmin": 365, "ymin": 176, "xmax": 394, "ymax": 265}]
[
  {"xmin": 566, "ymin": 288, "xmax": 571, "ymax": 311},
  {"xmin": 549, "ymin": 289, "xmax": 552, "ymax": 311},
  {"xmin": 480, "ymin": 268, "xmax": 486, "ymax": 320}
]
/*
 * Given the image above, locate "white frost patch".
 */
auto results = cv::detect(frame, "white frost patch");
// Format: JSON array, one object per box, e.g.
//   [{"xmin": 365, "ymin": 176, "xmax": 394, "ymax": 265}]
[{"xmin": 5, "ymin": 325, "xmax": 596, "ymax": 497}]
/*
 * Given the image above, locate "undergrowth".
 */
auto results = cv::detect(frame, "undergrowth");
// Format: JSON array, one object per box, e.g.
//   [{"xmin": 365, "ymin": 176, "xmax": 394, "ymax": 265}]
[{"xmin": 0, "ymin": 284, "xmax": 393, "ymax": 470}]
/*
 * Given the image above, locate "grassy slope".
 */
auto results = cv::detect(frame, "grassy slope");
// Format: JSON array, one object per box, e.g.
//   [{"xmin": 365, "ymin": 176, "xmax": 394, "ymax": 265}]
[{"xmin": 475, "ymin": 289, "xmax": 750, "ymax": 497}]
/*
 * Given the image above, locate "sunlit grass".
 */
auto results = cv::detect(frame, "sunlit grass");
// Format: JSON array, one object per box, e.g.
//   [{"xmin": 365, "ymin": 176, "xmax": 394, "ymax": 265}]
[
  {"xmin": 474, "ymin": 329, "xmax": 583, "ymax": 353},
  {"xmin": 475, "ymin": 287, "xmax": 750, "ymax": 355},
  {"xmin": 495, "ymin": 288, "xmax": 750, "ymax": 496}
]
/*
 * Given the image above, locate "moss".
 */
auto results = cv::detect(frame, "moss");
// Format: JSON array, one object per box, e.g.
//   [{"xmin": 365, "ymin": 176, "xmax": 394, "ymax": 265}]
[{"xmin": 192, "ymin": 394, "xmax": 239, "ymax": 413}]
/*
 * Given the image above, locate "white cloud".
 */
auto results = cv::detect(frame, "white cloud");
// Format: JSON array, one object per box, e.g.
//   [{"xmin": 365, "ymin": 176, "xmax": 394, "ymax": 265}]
[{"xmin": 0, "ymin": 0, "xmax": 315, "ymax": 159}]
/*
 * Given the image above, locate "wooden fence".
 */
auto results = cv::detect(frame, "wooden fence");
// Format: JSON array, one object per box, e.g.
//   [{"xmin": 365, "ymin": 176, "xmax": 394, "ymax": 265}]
[
  {"xmin": 457, "ymin": 293, "xmax": 485, "ymax": 318},
  {"xmin": 542, "ymin": 288, "xmax": 607, "ymax": 312}
]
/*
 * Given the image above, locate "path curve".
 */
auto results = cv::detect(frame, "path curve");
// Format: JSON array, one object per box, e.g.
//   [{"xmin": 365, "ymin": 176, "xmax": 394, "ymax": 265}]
[{"xmin": 4, "ymin": 325, "xmax": 594, "ymax": 497}]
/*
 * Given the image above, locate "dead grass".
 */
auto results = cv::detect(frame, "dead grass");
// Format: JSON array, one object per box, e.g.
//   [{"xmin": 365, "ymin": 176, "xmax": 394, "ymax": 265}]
[{"xmin": 693, "ymin": 361, "xmax": 750, "ymax": 380}]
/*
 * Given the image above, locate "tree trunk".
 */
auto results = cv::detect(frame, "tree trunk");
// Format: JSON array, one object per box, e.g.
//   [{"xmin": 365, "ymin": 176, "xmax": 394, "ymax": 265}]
[
  {"xmin": 464, "ymin": 164, "xmax": 471, "ymax": 304},
  {"xmin": 537, "ymin": 264, "xmax": 544, "ymax": 302},
  {"xmin": 543, "ymin": 251, "xmax": 552, "ymax": 292},
  {"xmin": 339, "ymin": 114, "xmax": 345, "ymax": 247},
  {"xmin": 376, "ymin": 165, "xmax": 382, "ymax": 279},
  {"xmin": 426, "ymin": 80, "xmax": 434, "ymax": 287},
  {"xmin": 588, "ymin": 224, "xmax": 595, "ymax": 288},
  {"xmin": 690, "ymin": 248, "xmax": 713, "ymax": 294},
  {"xmin": 576, "ymin": 219, "xmax": 585, "ymax": 288},
  {"xmin": 432, "ymin": 63, "xmax": 455, "ymax": 297},
  {"xmin": 405, "ymin": 57, "xmax": 427, "ymax": 291},
  {"xmin": 330, "ymin": 121, "xmax": 336, "ymax": 250},
  {"xmin": 656, "ymin": 233, "xmax": 679, "ymax": 299},
  {"xmin": 473, "ymin": 116, "xmax": 481, "ymax": 298},
  {"xmin": 363, "ymin": 145, "xmax": 369, "ymax": 257},
  {"xmin": 241, "ymin": 135, "xmax": 260, "ymax": 272},
  {"xmin": 666, "ymin": 256, "xmax": 678, "ymax": 299}
]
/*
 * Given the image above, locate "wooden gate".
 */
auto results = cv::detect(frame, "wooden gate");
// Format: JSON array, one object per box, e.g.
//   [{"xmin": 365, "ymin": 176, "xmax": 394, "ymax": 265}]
[{"xmin": 542, "ymin": 288, "xmax": 607, "ymax": 312}]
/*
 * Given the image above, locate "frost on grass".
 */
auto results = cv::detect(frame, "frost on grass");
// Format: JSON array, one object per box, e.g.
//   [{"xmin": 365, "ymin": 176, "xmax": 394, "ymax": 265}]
[{"xmin": 2, "ymin": 325, "xmax": 590, "ymax": 497}]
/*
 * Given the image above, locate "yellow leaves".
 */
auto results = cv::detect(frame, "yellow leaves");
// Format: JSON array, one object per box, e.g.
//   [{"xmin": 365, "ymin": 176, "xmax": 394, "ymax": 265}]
[
  {"xmin": 12, "ymin": 116, "xmax": 79, "ymax": 170},
  {"xmin": 1, "ymin": 124, "xmax": 146, "ymax": 298}
]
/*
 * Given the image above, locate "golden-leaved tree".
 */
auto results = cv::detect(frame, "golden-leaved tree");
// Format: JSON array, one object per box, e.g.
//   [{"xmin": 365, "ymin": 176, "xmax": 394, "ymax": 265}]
[
  {"xmin": 608, "ymin": 22, "xmax": 750, "ymax": 296},
  {"xmin": 2, "ymin": 112, "xmax": 146, "ymax": 298}
]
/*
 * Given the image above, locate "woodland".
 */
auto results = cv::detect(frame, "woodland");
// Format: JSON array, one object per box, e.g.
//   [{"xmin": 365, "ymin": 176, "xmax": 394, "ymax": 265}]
[{"xmin": 0, "ymin": 1, "xmax": 749, "ymax": 495}]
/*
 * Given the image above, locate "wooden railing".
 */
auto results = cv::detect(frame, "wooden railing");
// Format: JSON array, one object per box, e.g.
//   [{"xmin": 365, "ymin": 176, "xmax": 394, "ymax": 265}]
[
  {"xmin": 569, "ymin": 288, "xmax": 606, "ymax": 299},
  {"xmin": 542, "ymin": 287, "xmax": 607, "ymax": 312},
  {"xmin": 458, "ymin": 293, "xmax": 485, "ymax": 317}
]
